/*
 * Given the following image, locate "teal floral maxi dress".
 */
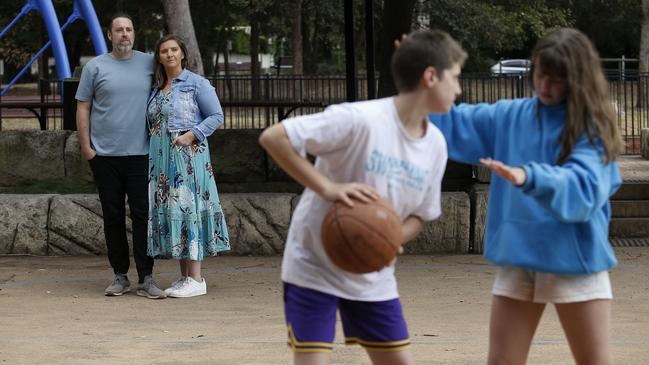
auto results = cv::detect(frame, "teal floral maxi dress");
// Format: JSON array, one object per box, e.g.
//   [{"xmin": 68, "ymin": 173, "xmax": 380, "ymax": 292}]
[{"xmin": 147, "ymin": 90, "xmax": 230, "ymax": 260}]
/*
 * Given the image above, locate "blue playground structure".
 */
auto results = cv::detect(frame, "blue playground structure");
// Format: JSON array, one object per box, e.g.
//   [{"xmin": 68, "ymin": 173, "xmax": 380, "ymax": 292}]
[{"xmin": 0, "ymin": 0, "xmax": 106, "ymax": 97}]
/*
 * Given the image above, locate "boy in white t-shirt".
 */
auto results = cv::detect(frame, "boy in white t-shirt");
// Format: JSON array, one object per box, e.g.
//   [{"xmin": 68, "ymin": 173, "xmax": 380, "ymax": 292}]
[{"xmin": 259, "ymin": 30, "xmax": 466, "ymax": 365}]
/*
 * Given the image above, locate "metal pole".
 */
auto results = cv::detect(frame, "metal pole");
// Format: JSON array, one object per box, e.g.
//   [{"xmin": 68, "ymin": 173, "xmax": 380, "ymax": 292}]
[
  {"xmin": 344, "ymin": 0, "xmax": 356, "ymax": 101},
  {"xmin": 76, "ymin": 0, "xmax": 108, "ymax": 55},
  {"xmin": 35, "ymin": 0, "xmax": 71, "ymax": 78},
  {"xmin": 364, "ymin": 0, "xmax": 375, "ymax": 99}
]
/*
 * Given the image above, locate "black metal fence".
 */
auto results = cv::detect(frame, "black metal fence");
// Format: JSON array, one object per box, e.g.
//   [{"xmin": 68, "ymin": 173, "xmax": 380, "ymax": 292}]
[
  {"xmin": 2, "ymin": 74, "xmax": 647, "ymax": 154},
  {"xmin": 208, "ymin": 75, "xmax": 373, "ymax": 129},
  {"xmin": 0, "ymin": 79, "xmax": 64, "ymax": 130}
]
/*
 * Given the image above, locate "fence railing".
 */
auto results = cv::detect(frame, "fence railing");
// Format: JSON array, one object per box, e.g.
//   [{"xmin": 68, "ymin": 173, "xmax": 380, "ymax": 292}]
[
  {"xmin": 0, "ymin": 79, "xmax": 64, "ymax": 130},
  {"xmin": 2, "ymin": 73, "xmax": 647, "ymax": 154}
]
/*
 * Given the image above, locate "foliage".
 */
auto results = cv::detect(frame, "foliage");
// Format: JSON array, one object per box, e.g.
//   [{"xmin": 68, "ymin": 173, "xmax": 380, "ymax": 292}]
[
  {"xmin": 0, "ymin": 0, "xmax": 643, "ymax": 78},
  {"xmin": 551, "ymin": 0, "xmax": 642, "ymax": 58},
  {"xmin": 423, "ymin": 0, "xmax": 572, "ymax": 72}
]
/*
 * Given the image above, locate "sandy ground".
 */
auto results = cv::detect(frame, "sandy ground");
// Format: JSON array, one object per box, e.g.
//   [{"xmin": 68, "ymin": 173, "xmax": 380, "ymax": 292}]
[{"xmin": 1, "ymin": 248, "xmax": 648, "ymax": 364}]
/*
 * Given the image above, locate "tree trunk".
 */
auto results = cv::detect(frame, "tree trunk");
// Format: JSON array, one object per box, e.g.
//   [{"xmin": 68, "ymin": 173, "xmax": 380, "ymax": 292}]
[
  {"xmin": 638, "ymin": 0, "xmax": 649, "ymax": 107},
  {"xmin": 377, "ymin": 0, "xmax": 416, "ymax": 97},
  {"xmin": 250, "ymin": 18, "xmax": 261, "ymax": 100},
  {"xmin": 223, "ymin": 30, "xmax": 232, "ymax": 98},
  {"xmin": 38, "ymin": 27, "xmax": 51, "ymax": 93},
  {"xmin": 160, "ymin": 0, "xmax": 204, "ymax": 74},
  {"xmin": 303, "ymin": 10, "xmax": 315, "ymax": 74},
  {"xmin": 292, "ymin": 0, "xmax": 304, "ymax": 75}
]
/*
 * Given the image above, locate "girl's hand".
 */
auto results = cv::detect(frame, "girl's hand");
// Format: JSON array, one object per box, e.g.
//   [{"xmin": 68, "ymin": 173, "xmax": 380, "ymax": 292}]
[
  {"xmin": 480, "ymin": 157, "xmax": 527, "ymax": 186},
  {"xmin": 321, "ymin": 182, "xmax": 379, "ymax": 208},
  {"xmin": 173, "ymin": 131, "xmax": 196, "ymax": 146}
]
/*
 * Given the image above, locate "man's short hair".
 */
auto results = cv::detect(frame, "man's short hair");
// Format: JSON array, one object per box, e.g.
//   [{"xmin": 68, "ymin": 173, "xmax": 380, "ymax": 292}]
[
  {"xmin": 391, "ymin": 30, "xmax": 467, "ymax": 92},
  {"xmin": 107, "ymin": 13, "xmax": 134, "ymax": 32}
]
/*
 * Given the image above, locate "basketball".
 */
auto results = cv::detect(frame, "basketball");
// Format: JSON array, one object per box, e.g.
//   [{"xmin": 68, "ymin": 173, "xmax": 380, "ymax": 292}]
[{"xmin": 321, "ymin": 197, "xmax": 403, "ymax": 274}]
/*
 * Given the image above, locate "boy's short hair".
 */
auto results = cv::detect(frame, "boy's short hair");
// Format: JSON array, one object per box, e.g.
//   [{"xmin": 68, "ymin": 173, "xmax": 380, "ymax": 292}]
[{"xmin": 391, "ymin": 30, "xmax": 466, "ymax": 92}]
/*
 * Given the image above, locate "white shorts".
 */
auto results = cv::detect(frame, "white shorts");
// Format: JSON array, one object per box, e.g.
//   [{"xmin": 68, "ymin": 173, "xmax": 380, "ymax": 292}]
[{"xmin": 492, "ymin": 267, "xmax": 613, "ymax": 304}]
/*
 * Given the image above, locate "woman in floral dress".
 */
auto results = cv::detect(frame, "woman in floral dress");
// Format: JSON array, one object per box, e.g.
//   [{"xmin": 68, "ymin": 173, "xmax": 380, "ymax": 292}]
[{"xmin": 146, "ymin": 34, "xmax": 230, "ymax": 298}]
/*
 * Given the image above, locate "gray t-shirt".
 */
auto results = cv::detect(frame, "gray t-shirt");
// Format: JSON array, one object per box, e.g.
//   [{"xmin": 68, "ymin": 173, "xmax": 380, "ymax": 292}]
[{"xmin": 75, "ymin": 51, "xmax": 153, "ymax": 156}]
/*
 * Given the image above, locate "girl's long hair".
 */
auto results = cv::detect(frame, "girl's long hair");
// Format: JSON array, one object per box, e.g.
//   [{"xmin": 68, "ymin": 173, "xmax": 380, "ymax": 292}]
[
  {"xmin": 530, "ymin": 28, "xmax": 624, "ymax": 164},
  {"xmin": 153, "ymin": 34, "xmax": 189, "ymax": 90}
]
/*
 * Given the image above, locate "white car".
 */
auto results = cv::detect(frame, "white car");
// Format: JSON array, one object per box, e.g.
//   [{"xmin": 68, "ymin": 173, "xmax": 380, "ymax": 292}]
[{"xmin": 490, "ymin": 59, "xmax": 531, "ymax": 75}]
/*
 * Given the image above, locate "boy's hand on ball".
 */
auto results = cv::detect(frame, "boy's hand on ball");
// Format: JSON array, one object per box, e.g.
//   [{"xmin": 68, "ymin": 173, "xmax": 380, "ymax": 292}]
[
  {"xmin": 388, "ymin": 246, "xmax": 403, "ymax": 267},
  {"xmin": 480, "ymin": 158, "xmax": 527, "ymax": 186},
  {"xmin": 322, "ymin": 182, "xmax": 379, "ymax": 208}
]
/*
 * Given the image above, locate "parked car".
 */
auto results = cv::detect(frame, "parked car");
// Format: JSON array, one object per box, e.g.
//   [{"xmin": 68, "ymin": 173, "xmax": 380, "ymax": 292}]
[{"xmin": 490, "ymin": 59, "xmax": 531, "ymax": 75}]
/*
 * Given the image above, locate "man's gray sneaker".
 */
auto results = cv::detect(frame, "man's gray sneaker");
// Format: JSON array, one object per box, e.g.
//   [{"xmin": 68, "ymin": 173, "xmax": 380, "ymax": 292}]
[
  {"xmin": 105, "ymin": 274, "xmax": 130, "ymax": 296},
  {"xmin": 137, "ymin": 275, "xmax": 167, "ymax": 299}
]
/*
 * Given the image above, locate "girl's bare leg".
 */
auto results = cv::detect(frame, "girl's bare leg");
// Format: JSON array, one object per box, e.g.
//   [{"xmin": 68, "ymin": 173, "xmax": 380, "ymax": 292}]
[
  {"xmin": 555, "ymin": 299, "xmax": 612, "ymax": 365},
  {"xmin": 488, "ymin": 295, "xmax": 545, "ymax": 365}
]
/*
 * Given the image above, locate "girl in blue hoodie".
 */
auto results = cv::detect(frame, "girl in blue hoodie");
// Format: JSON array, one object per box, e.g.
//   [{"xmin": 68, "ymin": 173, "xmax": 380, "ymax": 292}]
[{"xmin": 431, "ymin": 28, "xmax": 624, "ymax": 364}]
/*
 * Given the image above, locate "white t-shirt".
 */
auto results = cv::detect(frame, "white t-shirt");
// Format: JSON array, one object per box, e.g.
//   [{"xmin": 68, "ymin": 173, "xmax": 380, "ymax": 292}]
[{"xmin": 281, "ymin": 97, "xmax": 448, "ymax": 301}]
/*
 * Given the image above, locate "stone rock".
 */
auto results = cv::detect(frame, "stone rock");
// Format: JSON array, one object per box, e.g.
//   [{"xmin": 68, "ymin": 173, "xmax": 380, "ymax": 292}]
[
  {"xmin": 474, "ymin": 165, "xmax": 491, "ymax": 183},
  {"xmin": 470, "ymin": 184, "xmax": 489, "ymax": 254},
  {"xmin": 220, "ymin": 193, "xmax": 295, "ymax": 255},
  {"xmin": 0, "ymin": 130, "xmax": 70, "ymax": 186},
  {"xmin": 406, "ymin": 192, "xmax": 471, "ymax": 254},
  {"xmin": 64, "ymin": 132, "xmax": 94, "ymax": 184},
  {"xmin": 0, "ymin": 192, "xmax": 477, "ymax": 256},
  {"xmin": 47, "ymin": 194, "xmax": 133, "ymax": 255},
  {"xmin": 48, "ymin": 195, "xmax": 107, "ymax": 254},
  {"xmin": 0, "ymin": 194, "xmax": 53, "ymax": 254},
  {"xmin": 641, "ymin": 128, "xmax": 649, "ymax": 160},
  {"xmin": 209, "ymin": 130, "xmax": 266, "ymax": 183}
]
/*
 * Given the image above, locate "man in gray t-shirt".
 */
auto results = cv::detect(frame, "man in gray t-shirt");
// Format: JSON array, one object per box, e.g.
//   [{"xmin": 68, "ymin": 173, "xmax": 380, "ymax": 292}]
[{"xmin": 76, "ymin": 13, "xmax": 164, "ymax": 299}]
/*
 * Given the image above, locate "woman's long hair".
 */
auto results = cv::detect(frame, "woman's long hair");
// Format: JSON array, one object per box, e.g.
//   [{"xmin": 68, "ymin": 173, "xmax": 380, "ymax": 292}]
[
  {"xmin": 153, "ymin": 34, "xmax": 189, "ymax": 90},
  {"xmin": 530, "ymin": 28, "xmax": 624, "ymax": 164}
]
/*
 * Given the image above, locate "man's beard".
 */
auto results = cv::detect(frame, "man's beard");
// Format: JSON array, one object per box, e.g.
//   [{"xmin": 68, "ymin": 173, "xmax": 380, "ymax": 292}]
[{"xmin": 115, "ymin": 42, "xmax": 132, "ymax": 53}]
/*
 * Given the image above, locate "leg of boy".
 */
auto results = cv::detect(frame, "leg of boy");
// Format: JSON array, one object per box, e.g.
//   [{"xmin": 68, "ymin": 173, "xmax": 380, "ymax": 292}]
[
  {"xmin": 339, "ymin": 297, "xmax": 413, "ymax": 365},
  {"xmin": 366, "ymin": 349, "xmax": 414, "ymax": 365},
  {"xmin": 488, "ymin": 295, "xmax": 545, "ymax": 365},
  {"xmin": 294, "ymin": 352, "xmax": 330, "ymax": 365},
  {"xmin": 556, "ymin": 299, "xmax": 612, "ymax": 365},
  {"xmin": 284, "ymin": 283, "xmax": 337, "ymax": 364}
]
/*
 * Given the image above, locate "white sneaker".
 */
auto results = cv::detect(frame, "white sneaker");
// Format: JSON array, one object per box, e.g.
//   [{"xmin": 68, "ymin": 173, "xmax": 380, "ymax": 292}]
[
  {"xmin": 164, "ymin": 276, "xmax": 186, "ymax": 295},
  {"xmin": 167, "ymin": 276, "xmax": 207, "ymax": 298}
]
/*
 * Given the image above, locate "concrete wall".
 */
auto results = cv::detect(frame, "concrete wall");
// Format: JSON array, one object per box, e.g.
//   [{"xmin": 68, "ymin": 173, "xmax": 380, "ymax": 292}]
[
  {"xmin": 0, "ymin": 192, "xmax": 475, "ymax": 256},
  {"xmin": 0, "ymin": 129, "xmax": 284, "ymax": 192},
  {"xmin": 0, "ymin": 130, "xmax": 487, "ymax": 256}
]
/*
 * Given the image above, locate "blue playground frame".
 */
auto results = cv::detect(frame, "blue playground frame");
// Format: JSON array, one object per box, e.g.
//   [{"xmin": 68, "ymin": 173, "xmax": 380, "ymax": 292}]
[{"xmin": 0, "ymin": 0, "xmax": 106, "ymax": 96}]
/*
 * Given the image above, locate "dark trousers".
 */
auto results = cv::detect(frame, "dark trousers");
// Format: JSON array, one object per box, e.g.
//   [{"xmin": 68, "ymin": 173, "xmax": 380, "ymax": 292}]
[{"xmin": 89, "ymin": 155, "xmax": 153, "ymax": 283}]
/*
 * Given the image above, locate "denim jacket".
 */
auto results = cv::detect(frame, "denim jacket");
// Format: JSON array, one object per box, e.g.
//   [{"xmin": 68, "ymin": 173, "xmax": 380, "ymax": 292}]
[{"xmin": 147, "ymin": 69, "xmax": 223, "ymax": 142}]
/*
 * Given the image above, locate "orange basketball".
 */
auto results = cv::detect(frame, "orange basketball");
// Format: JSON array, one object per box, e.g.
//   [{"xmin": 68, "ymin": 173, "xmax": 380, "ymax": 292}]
[{"xmin": 321, "ymin": 197, "xmax": 403, "ymax": 274}]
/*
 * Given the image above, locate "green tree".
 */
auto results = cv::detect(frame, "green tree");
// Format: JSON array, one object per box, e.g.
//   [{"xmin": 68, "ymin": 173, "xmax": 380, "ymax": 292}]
[
  {"xmin": 553, "ymin": 0, "xmax": 641, "ymax": 58},
  {"xmin": 424, "ymin": 0, "xmax": 572, "ymax": 72}
]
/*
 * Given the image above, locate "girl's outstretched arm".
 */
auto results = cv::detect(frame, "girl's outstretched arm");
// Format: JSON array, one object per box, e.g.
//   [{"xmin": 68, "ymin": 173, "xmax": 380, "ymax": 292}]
[{"xmin": 429, "ymin": 102, "xmax": 499, "ymax": 164}]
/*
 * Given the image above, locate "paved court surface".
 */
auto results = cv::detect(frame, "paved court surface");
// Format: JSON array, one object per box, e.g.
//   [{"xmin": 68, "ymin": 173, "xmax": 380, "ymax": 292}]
[{"xmin": 1, "ymin": 247, "xmax": 649, "ymax": 364}]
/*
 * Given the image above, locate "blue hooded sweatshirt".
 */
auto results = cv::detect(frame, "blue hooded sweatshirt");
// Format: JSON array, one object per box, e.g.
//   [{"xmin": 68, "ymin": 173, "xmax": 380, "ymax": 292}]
[{"xmin": 430, "ymin": 97, "xmax": 622, "ymax": 274}]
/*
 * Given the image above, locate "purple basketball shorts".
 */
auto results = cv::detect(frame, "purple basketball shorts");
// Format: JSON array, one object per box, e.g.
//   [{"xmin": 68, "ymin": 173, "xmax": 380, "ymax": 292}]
[{"xmin": 283, "ymin": 282, "xmax": 411, "ymax": 353}]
